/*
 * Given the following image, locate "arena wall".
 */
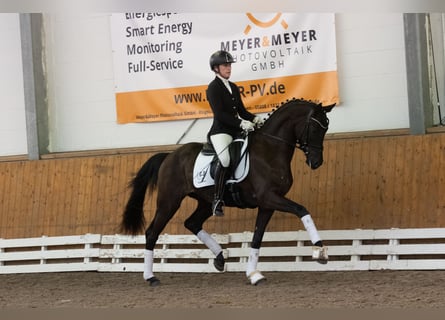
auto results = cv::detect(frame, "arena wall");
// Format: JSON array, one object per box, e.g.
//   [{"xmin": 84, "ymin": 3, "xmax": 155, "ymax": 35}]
[{"xmin": 1, "ymin": 130, "xmax": 445, "ymax": 239}]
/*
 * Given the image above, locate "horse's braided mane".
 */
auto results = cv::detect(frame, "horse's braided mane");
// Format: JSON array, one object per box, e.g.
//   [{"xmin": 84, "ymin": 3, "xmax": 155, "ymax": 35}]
[{"xmin": 261, "ymin": 97, "xmax": 322, "ymax": 124}]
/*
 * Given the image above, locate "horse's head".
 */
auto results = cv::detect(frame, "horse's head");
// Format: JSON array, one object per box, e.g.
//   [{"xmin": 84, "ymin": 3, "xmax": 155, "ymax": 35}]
[
  {"xmin": 297, "ymin": 104, "xmax": 335, "ymax": 170},
  {"xmin": 257, "ymin": 99, "xmax": 335, "ymax": 169}
]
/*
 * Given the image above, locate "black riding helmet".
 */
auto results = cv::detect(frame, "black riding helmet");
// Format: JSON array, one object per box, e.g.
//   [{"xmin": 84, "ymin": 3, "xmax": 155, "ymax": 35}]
[{"xmin": 209, "ymin": 50, "xmax": 235, "ymax": 71}]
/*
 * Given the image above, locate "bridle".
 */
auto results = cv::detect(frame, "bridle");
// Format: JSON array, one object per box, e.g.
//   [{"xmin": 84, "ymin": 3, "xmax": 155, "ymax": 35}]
[
  {"xmin": 297, "ymin": 110, "xmax": 329, "ymax": 155},
  {"xmin": 258, "ymin": 109, "xmax": 329, "ymax": 154}
]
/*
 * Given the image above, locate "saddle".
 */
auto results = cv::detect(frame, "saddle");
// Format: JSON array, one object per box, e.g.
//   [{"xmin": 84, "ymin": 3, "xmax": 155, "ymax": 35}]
[
  {"xmin": 200, "ymin": 142, "xmax": 216, "ymax": 156},
  {"xmin": 193, "ymin": 137, "xmax": 252, "ymax": 208},
  {"xmin": 193, "ymin": 137, "xmax": 250, "ymax": 188}
]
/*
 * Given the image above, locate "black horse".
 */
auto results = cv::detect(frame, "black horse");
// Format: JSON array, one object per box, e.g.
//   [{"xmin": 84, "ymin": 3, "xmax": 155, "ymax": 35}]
[{"xmin": 120, "ymin": 98, "xmax": 335, "ymax": 286}]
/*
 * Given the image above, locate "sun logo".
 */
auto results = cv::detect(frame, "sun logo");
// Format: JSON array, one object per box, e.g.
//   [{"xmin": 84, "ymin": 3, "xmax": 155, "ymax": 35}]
[{"xmin": 244, "ymin": 13, "xmax": 288, "ymax": 35}]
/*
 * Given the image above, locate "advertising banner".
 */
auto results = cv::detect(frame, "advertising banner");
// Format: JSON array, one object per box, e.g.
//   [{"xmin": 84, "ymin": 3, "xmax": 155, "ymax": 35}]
[{"xmin": 110, "ymin": 13, "xmax": 338, "ymax": 123}]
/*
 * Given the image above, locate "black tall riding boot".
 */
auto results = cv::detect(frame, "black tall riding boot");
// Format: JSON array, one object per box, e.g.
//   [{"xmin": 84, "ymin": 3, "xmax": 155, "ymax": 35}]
[{"xmin": 212, "ymin": 162, "xmax": 229, "ymax": 216}]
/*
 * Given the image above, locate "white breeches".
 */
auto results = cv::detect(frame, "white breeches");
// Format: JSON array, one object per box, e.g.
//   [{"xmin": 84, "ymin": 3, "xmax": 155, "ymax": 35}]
[{"xmin": 210, "ymin": 133, "xmax": 232, "ymax": 168}]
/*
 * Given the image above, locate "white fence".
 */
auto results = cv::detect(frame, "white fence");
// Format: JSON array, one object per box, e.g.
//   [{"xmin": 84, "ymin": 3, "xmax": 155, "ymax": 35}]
[{"xmin": 1, "ymin": 228, "xmax": 445, "ymax": 274}]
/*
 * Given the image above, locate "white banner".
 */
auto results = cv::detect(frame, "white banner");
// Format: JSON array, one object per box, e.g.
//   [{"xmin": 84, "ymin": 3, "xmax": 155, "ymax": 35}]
[{"xmin": 110, "ymin": 13, "xmax": 338, "ymax": 123}]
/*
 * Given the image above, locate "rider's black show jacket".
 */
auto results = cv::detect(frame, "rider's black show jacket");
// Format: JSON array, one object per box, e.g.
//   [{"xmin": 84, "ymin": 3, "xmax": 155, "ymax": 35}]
[{"xmin": 206, "ymin": 77, "xmax": 255, "ymax": 138}]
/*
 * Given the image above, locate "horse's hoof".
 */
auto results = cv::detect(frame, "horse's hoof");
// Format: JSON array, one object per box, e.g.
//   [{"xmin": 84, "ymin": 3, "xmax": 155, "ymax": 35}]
[
  {"xmin": 147, "ymin": 276, "xmax": 161, "ymax": 287},
  {"xmin": 247, "ymin": 270, "xmax": 266, "ymax": 285},
  {"xmin": 312, "ymin": 246, "xmax": 328, "ymax": 264},
  {"xmin": 254, "ymin": 278, "xmax": 267, "ymax": 286},
  {"xmin": 213, "ymin": 252, "xmax": 225, "ymax": 272}
]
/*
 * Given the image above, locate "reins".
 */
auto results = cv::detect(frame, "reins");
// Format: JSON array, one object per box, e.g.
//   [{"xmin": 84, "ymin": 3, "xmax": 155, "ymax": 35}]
[
  {"xmin": 257, "ymin": 131, "xmax": 296, "ymax": 148},
  {"xmin": 257, "ymin": 108, "xmax": 327, "ymax": 154}
]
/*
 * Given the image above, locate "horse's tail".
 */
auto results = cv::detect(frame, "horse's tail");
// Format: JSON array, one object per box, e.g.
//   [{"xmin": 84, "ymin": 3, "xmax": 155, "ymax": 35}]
[{"xmin": 120, "ymin": 152, "xmax": 169, "ymax": 235}]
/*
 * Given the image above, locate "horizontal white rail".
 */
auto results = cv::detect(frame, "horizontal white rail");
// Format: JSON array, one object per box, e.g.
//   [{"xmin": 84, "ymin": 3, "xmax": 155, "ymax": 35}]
[
  {"xmin": 0, "ymin": 234, "xmax": 101, "ymax": 274},
  {"xmin": 1, "ymin": 228, "xmax": 445, "ymax": 274}
]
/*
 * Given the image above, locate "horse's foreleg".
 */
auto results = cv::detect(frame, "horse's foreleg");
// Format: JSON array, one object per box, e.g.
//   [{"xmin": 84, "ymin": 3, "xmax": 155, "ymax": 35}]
[
  {"xmin": 184, "ymin": 200, "xmax": 225, "ymax": 271},
  {"xmin": 261, "ymin": 194, "xmax": 328, "ymax": 264},
  {"xmin": 301, "ymin": 214, "xmax": 328, "ymax": 263}
]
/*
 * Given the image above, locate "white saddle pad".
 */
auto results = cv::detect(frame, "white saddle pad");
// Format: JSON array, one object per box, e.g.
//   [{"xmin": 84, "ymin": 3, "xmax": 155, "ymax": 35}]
[{"xmin": 193, "ymin": 138, "xmax": 250, "ymax": 188}]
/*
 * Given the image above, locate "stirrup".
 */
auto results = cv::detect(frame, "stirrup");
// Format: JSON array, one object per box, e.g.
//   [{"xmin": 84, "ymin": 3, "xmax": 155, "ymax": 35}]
[{"xmin": 212, "ymin": 199, "xmax": 224, "ymax": 216}]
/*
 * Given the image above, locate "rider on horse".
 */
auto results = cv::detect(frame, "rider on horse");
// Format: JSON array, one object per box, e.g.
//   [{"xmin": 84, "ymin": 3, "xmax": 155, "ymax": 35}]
[{"xmin": 206, "ymin": 50, "xmax": 264, "ymax": 217}]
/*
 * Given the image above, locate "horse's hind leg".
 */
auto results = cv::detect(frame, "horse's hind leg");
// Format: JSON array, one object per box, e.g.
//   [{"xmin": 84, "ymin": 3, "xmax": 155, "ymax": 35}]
[
  {"xmin": 184, "ymin": 199, "xmax": 225, "ymax": 271},
  {"xmin": 245, "ymin": 207, "xmax": 274, "ymax": 285},
  {"xmin": 143, "ymin": 199, "xmax": 183, "ymax": 286}
]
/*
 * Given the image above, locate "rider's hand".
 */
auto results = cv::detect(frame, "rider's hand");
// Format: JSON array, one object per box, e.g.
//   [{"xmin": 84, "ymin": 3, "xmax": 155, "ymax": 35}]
[
  {"xmin": 253, "ymin": 116, "xmax": 264, "ymax": 128},
  {"xmin": 240, "ymin": 120, "xmax": 255, "ymax": 132}
]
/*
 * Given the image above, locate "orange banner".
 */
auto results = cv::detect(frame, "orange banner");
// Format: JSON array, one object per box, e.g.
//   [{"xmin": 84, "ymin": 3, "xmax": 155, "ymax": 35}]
[{"xmin": 116, "ymin": 71, "xmax": 338, "ymax": 123}]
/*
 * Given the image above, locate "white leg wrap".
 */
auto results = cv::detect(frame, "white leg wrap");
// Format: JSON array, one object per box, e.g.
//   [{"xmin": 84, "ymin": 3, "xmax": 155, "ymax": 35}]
[
  {"xmin": 143, "ymin": 249, "xmax": 154, "ymax": 280},
  {"xmin": 197, "ymin": 230, "xmax": 223, "ymax": 256},
  {"xmin": 246, "ymin": 248, "xmax": 265, "ymax": 285},
  {"xmin": 301, "ymin": 214, "xmax": 321, "ymax": 245},
  {"xmin": 246, "ymin": 248, "xmax": 259, "ymax": 277}
]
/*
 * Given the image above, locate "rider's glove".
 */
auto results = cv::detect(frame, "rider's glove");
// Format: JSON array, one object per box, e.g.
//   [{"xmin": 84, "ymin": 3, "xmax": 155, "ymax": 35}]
[
  {"xmin": 253, "ymin": 116, "xmax": 264, "ymax": 128},
  {"xmin": 240, "ymin": 119, "xmax": 255, "ymax": 132}
]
